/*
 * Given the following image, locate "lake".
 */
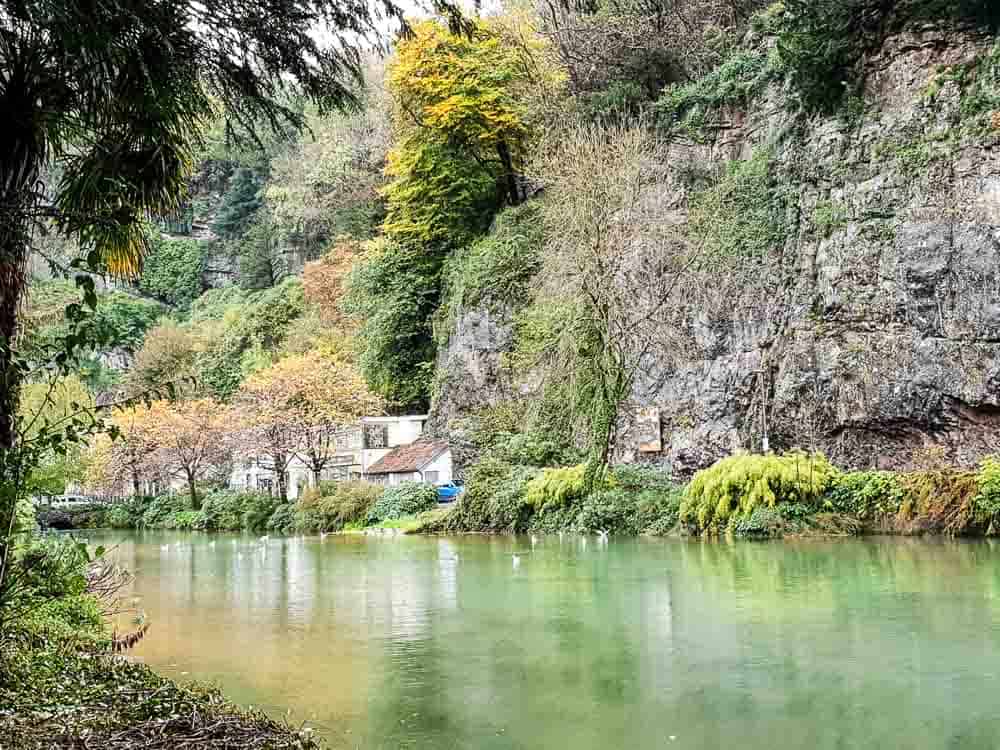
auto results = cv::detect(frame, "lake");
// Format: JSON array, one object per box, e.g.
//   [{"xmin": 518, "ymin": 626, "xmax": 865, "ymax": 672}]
[{"xmin": 83, "ymin": 530, "xmax": 1000, "ymax": 748}]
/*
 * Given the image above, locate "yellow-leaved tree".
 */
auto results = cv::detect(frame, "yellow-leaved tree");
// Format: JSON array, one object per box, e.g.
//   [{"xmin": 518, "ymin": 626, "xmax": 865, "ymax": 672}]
[
  {"xmin": 145, "ymin": 399, "xmax": 230, "ymax": 509},
  {"xmin": 383, "ymin": 17, "xmax": 554, "ymax": 245},
  {"xmin": 235, "ymin": 351, "xmax": 382, "ymax": 497}
]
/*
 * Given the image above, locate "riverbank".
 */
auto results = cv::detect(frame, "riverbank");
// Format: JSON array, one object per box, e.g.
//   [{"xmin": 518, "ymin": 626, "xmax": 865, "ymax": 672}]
[
  {"xmin": 0, "ymin": 536, "xmax": 320, "ymax": 749},
  {"xmin": 39, "ymin": 451, "xmax": 1000, "ymax": 541}
]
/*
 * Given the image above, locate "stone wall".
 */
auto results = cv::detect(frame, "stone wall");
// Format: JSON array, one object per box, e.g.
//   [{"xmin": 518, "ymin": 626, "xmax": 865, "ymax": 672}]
[{"xmin": 429, "ymin": 26, "xmax": 1000, "ymax": 476}]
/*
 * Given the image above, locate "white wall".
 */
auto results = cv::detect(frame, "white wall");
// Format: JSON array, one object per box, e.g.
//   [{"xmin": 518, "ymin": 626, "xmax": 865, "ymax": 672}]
[
  {"xmin": 420, "ymin": 450, "xmax": 453, "ymax": 484},
  {"xmin": 360, "ymin": 415, "xmax": 427, "ymax": 474},
  {"xmin": 387, "ymin": 418, "xmax": 425, "ymax": 447}
]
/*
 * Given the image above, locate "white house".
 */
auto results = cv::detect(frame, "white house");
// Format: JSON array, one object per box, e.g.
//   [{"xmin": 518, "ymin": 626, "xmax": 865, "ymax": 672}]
[
  {"xmin": 359, "ymin": 415, "xmax": 429, "ymax": 475},
  {"xmin": 227, "ymin": 416, "xmax": 448, "ymax": 499},
  {"xmin": 363, "ymin": 438, "xmax": 453, "ymax": 486},
  {"xmin": 229, "ymin": 425, "xmax": 363, "ymax": 500}
]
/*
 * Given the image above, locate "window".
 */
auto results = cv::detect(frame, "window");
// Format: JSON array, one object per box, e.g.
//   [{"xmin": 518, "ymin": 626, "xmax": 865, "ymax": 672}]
[
  {"xmin": 327, "ymin": 465, "xmax": 349, "ymax": 481},
  {"xmin": 424, "ymin": 471, "xmax": 439, "ymax": 484},
  {"xmin": 363, "ymin": 424, "xmax": 387, "ymax": 449}
]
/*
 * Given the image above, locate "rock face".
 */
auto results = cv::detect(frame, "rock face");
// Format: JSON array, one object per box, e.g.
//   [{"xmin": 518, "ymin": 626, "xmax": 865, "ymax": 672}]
[{"xmin": 430, "ymin": 26, "xmax": 1000, "ymax": 475}]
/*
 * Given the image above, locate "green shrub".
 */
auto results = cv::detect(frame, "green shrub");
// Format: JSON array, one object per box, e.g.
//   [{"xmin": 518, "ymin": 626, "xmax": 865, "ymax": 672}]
[
  {"xmin": 444, "ymin": 459, "xmax": 539, "ymax": 533},
  {"xmin": 581, "ymin": 80, "xmax": 649, "ymax": 124},
  {"xmin": 681, "ymin": 451, "xmax": 837, "ymax": 533},
  {"xmin": 295, "ymin": 482, "xmax": 383, "ymax": 532},
  {"xmin": 975, "ymin": 456, "xmax": 1000, "ymax": 527},
  {"xmin": 343, "ymin": 240, "xmax": 441, "ymax": 409},
  {"xmin": 577, "ymin": 483, "xmax": 684, "ymax": 536},
  {"xmin": 196, "ymin": 278, "xmax": 305, "ymax": 399},
  {"xmin": 898, "ymin": 469, "xmax": 979, "ymax": 535},
  {"xmin": 197, "ymin": 490, "xmax": 276, "ymax": 531},
  {"xmin": 611, "ymin": 464, "xmax": 676, "ymax": 492},
  {"xmin": 640, "ymin": 489, "xmax": 685, "ymax": 535},
  {"xmin": 161, "ymin": 510, "xmax": 201, "ymax": 530},
  {"xmin": 524, "ymin": 464, "xmax": 593, "ymax": 510},
  {"xmin": 242, "ymin": 494, "xmax": 281, "ymax": 532},
  {"xmin": 773, "ymin": 0, "xmax": 861, "ymax": 114},
  {"xmin": 435, "ymin": 203, "xmax": 543, "ymax": 345},
  {"xmin": 824, "ymin": 471, "xmax": 905, "ymax": 520},
  {"xmin": 13, "ymin": 496, "xmax": 36, "ymax": 538},
  {"xmin": 731, "ymin": 505, "xmax": 784, "ymax": 538},
  {"xmin": 657, "ymin": 51, "xmax": 771, "ymax": 140},
  {"xmin": 105, "ymin": 504, "xmax": 134, "ymax": 529},
  {"xmin": 366, "ymin": 482, "xmax": 438, "ymax": 525},
  {"xmin": 527, "ymin": 503, "xmax": 581, "ymax": 533},
  {"xmin": 266, "ymin": 503, "xmax": 296, "ymax": 532},
  {"xmin": 689, "ymin": 149, "xmax": 790, "ymax": 260},
  {"xmin": 577, "ymin": 489, "xmax": 636, "ymax": 534},
  {"xmin": 140, "ymin": 494, "xmax": 194, "ymax": 529},
  {"xmin": 140, "ymin": 233, "xmax": 206, "ymax": 309}
]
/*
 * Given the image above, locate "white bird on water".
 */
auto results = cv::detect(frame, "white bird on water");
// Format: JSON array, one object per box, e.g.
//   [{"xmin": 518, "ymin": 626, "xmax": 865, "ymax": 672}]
[
  {"xmin": 581, "ymin": 537, "xmax": 588, "ymax": 550},
  {"xmin": 512, "ymin": 554, "xmax": 521, "ymax": 569},
  {"xmin": 320, "ymin": 531, "xmax": 329, "ymax": 540},
  {"xmin": 208, "ymin": 540, "xmax": 216, "ymax": 548},
  {"xmin": 530, "ymin": 534, "xmax": 538, "ymax": 547},
  {"xmin": 597, "ymin": 529, "xmax": 609, "ymax": 543},
  {"xmin": 258, "ymin": 535, "xmax": 270, "ymax": 543}
]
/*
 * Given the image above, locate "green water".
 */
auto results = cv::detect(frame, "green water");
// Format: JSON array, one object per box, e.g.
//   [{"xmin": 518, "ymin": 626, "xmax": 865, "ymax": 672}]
[{"xmin": 85, "ymin": 530, "xmax": 1000, "ymax": 748}]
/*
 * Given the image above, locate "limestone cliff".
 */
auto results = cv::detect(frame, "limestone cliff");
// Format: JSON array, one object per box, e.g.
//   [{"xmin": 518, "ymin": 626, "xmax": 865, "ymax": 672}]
[{"xmin": 430, "ymin": 22, "xmax": 1000, "ymax": 476}]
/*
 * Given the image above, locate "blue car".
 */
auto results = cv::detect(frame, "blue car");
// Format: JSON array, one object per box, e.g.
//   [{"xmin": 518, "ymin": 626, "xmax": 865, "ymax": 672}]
[{"xmin": 435, "ymin": 481, "xmax": 463, "ymax": 502}]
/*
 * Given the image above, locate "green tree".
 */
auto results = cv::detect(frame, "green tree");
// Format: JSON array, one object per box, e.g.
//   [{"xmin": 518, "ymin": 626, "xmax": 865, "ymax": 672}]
[
  {"xmin": 383, "ymin": 19, "xmax": 539, "ymax": 244},
  {"xmin": 213, "ymin": 168, "xmax": 264, "ymax": 239},
  {"xmin": 344, "ymin": 240, "xmax": 441, "ymax": 409},
  {"xmin": 139, "ymin": 232, "xmax": 206, "ymax": 308}
]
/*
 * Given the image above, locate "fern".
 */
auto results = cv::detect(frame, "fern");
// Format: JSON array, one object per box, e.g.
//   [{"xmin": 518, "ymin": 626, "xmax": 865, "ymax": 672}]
[{"xmin": 681, "ymin": 451, "xmax": 837, "ymax": 533}]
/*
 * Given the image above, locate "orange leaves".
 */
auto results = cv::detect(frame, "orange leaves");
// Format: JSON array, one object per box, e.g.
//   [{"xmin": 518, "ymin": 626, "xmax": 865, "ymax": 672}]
[
  {"xmin": 236, "ymin": 350, "xmax": 381, "ymax": 428},
  {"xmin": 302, "ymin": 240, "xmax": 362, "ymax": 326}
]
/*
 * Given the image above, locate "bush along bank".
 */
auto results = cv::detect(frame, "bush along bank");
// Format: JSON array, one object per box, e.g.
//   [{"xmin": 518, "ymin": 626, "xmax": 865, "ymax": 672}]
[
  {"xmin": 678, "ymin": 451, "xmax": 1000, "ymax": 539},
  {"xmin": 435, "ymin": 460, "xmax": 684, "ymax": 536},
  {"xmin": 434, "ymin": 449, "xmax": 1000, "ymax": 540},
  {"xmin": 0, "ymin": 535, "xmax": 319, "ymax": 749},
  {"xmin": 38, "ymin": 480, "xmax": 446, "ymax": 535}
]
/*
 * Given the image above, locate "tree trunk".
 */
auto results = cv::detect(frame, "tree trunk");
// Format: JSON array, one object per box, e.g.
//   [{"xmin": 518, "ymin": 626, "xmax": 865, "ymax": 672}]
[
  {"xmin": 132, "ymin": 471, "xmax": 141, "ymax": 498},
  {"xmin": 0, "ymin": 131, "xmax": 40, "ymax": 451},
  {"xmin": 496, "ymin": 141, "xmax": 521, "ymax": 207},
  {"xmin": 312, "ymin": 466, "xmax": 322, "ymax": 487},
  {"xmin": 275, "ymin": 455, "xmax": 288, "ymax": 502},
  {"xmin": 186, "ymin": 472, "xmax": 200, "ymax": 510}
]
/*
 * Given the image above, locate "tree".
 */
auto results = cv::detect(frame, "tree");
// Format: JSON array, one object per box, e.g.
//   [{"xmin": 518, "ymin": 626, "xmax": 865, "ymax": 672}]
[
  {"xmin": 213, "ymin": 168, "xmax": 264, "ymax": 239},
  {"xmin": 234, "ymin": 350, "xmax": 381, "ymax": 495},
  {"xmin": 18, "ymin": 375, "xmax": 93, "ymax": 496},
  {"xmin": 383, "ymin": 19, "xmax": 541, "ymax": 245},
  {"xmin": 139, "ymin": 232, "xmax": 206, "ymax": 308},
  {"xmin": 343, "ymin": 239, "xmax": 442, "ymax": 409},
  {"xmin": 265, "ymin": 61, "xmax": 392, "ymax": 251},
  {"xmin": 0, "ymin": 0, "xmax": 461, "ymax": 453},
  {"xmin": 262, "ymin": 350, "xmax": 380, "ymax": 485},
  {"xmin": 528, "ymin": 122, "xmax": 704, "ymax": 486},
  {"xmin": 85, "ymin": 404, "xmax": 159, "ymax": 498},
  {"xmin": 126, "ymin": 321, "xmax": 200, "ymax": 398},
  {"xmin": 145, "ymin": 399, "xmax": 229, "ymax": 509},
  {"xmin": 302, "ymin": 239, "xmax": 363, "ymax": 326}
]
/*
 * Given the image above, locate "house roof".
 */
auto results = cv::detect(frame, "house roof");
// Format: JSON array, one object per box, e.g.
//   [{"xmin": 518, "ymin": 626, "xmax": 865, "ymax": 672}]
[{"xmin": 366, "ymin": 438, "xmax": 449, "ymax": 475}]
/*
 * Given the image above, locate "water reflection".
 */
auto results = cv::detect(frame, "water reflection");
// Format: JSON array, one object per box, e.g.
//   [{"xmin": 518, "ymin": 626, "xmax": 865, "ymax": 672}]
[{"xmin": 84, "ymin": 531, "xmax": 1000, "ymax": 749}]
